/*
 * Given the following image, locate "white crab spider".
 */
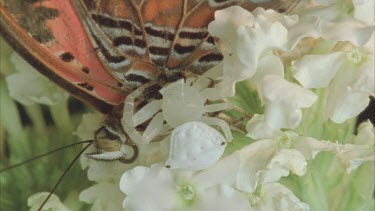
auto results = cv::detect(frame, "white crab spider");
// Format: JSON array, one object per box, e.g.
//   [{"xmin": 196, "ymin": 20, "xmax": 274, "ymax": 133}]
[{"xmin": 121, "ymin": 66, "xmax": 234, "ymax": 145}]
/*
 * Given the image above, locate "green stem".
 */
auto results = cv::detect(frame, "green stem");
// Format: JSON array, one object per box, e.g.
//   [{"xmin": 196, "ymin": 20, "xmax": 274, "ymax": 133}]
[{"xmin": 302, "ymin": 169, "xmax": 329, "ymax": 211}]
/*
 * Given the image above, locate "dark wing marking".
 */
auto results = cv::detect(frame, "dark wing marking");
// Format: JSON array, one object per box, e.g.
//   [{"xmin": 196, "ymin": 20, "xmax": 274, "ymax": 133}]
[{"xmin": 0, "ymin": 0, "xmax": 127, "ymax": 117}]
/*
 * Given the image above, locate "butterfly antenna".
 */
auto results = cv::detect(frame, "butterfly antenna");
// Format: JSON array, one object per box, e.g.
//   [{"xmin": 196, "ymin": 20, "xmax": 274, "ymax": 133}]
[
  {"xmin": 0, "ymin": 140, "xmax": 93, "ymax": 173},
  {"xmin": 38, "ymin": 142, "xmax": 93, "ymax": 211}
]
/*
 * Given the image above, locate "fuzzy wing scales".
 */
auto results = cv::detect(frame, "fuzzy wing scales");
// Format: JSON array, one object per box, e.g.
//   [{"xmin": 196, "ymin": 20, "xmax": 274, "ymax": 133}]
[{"xmin": 0, "ymin": 0, "xmax": 128, "ymax": 116}]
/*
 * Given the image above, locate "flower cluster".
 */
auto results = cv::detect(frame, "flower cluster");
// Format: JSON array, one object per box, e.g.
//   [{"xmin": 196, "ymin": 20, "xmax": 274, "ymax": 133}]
[
  {"xmin": 1, "ymin": 0, "xmax": 373, "ymax": 210},
  {"xmin": 73, "ymin": 1, "xmax": 373, "ymax": 210}
]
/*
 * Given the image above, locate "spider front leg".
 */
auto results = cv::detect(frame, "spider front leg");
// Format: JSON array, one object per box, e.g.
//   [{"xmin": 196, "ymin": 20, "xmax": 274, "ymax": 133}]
[
  {"xmin": 201, "ymin": 116, "xmax": 233, "ymax": 142},
  {"xmin": 122, "ymin": 82, "xmax": 166, "ymax": 144}
]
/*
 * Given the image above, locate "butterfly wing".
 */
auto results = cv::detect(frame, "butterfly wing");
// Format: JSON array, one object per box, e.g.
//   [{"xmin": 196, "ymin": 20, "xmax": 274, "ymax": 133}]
[
  {"xmin": 72, "ymin": 0, "xmax": 300, "ymax": 86},
  {"xmin": 0, "ymin": 0, "xmax": 300, "ymax": 115},
  {"xmin": 0, "ymin": 0, "xmax": 127, "ymax": 116}
]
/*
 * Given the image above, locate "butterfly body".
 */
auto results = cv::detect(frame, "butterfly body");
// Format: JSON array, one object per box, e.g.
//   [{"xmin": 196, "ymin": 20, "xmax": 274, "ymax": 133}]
[{"xmin": 0, "ymin": 0, "xmax": 300, "ymax": 162}]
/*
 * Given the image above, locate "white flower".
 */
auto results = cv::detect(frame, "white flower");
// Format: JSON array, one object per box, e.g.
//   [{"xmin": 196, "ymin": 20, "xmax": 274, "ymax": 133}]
[
  {"xmin": 291, "ymin": 0, "xmax": 375, "ymax": 124},
  {"xmin": 208, "ymin": 6, "xmax": 319, "ymax": 129},
  {"xmin": 355, "ymin": 120, "xmax": 375, "ymax": 145},
  {"xmin": 292, "ymin": 49, "xmax": 374, "ymax": 123},
  {"xmin": 245, "ymin": 55, "xmax": 317, "ymax": 130},
  {"xmin": 353, "ymin": 0, "xmax": 375, "ymax": 24},
  {"xmin": 28, "ymin": 193, "xmax": 71, "ymax": 211},
  {"xmin": 248, "ymin": 55, "xmax": 284, "ymax": 102},
  {"xmin": 296, "ymin": 0, "xmax": 374, "ymax": 46},
  {"xmin": 120, "ymin": 154, "xmax": 250, "ymax": 211},
  {"xmin": 295, "ymin": 0, "xmax": 374, "ymax": 46},
  {"xmin": 120, "ymin": 122, "xmax": 373, "ymax": 211},
  {"xmin": 249, "ymin": 118, "xmax": 374, "ymax": 174},
  {"xmin": 236, "ymin": 133, "xmax": 308, "ymax": 193},
  {"xmin": 293, "ymin": 121, "xmax": 375, "ymax": 173},
  {"xmin": 193, "ymin": 185, "xmax": 251, "ymax": 211},
  {"xmin": 207, "ymin": 6, "xmax": 319, "ymax": 98},
  {"xmin": 120, "ymin": 165, "xmax": 180, "ymax": 211},
  {"xmin": 6, "ymin": 53, "xmax": 69, "ymax": 106},
  {"xmin": 251, "ymin": 183, "xmax": 310, "ymax": 211},
  {"xmin": 79, "ymin": 182, "xmax": 125, "ymax": 211},
  {"xmin": 166, "ymin": 121, "xmax": 226, "ymax": 171},
  {"xmin": 334, "ymin": 121, "xmax": 375, "ymax": 173},
  {"xmin": 246, "ymin": 114, "xmax": 282, "ymax": 140},
  {"xmin": 261, "ymin": 75, "xmax": 317, "ymax": 129},
  {"xmin": 295, "ymin": 137, "xmax": 374, "ymax": 174}
]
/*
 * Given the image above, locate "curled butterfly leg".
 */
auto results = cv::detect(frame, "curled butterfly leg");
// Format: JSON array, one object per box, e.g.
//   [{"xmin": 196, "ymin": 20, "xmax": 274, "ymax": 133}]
[{"xmin": 85, "ymin": 126, "xmax": 138, "ymax": 162}]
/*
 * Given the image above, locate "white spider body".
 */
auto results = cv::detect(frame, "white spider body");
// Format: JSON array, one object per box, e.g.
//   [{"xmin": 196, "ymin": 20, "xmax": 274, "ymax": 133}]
[{"xmin": 121, "ymin": 72, "xmax": 234, "ymax": 145}]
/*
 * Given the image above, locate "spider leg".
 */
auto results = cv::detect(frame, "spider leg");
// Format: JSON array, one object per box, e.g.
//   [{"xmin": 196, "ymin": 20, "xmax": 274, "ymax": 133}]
[
  {"xmin": 193, "ymin": 64, "xmax": 223, "ymax": 92},
  {"xmin": 142, "ymin": 112, "xmax": 165, "ymax": 143},
  {"xmin": 204, "ymin": 102, "xmax": 233, "ymax": 113},
  {"xmin": 202, "ymin": 116, "xmax": 233, "ymax": 141},
  {"xmin": 122, "ymin": 81, "xmax": 158, "ymax": 145},
  {"xmin": 132, "ymin": 100, "xmax": 162, "ymax": 126}
]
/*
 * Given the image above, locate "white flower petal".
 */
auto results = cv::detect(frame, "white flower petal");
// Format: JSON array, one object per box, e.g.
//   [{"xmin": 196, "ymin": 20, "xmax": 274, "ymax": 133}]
[
  {"xmin": 252, "ymin": 183, "xmax": 310, "ymax": 211},
  {"xmin": 79, "ymin": 182, "xmax": 124, "ymax": 211},
  {"xmin": 120, "ymin": 166, "xmax": 149, "ymax": 195},
  {"xmin": 246, "ymin": 114, "xmax": 282, "ymax": 140},
  {"xmin": 236, "ymin": 19, "xmax": 288, "ymax": 68},
  {"xmin": 292, "ymin": 52, "xmax": 345, "ymax": 88},
  {"xmin": 261, "ymin": 74, "xmax": 317, "ymax": 129},
  {"xmin": 28, "ymin": 192, "xmax": 71, "ymax": 211},
  {"xmin": 299, "ymin": 2, "xmax": 374, "ymax": 46},
  {"xmin": 353, "ymin": 0, "xmax": 375, "ymax": 25},
  {"xmin": 326, "ymin": 61, "xmax": 374, "ymax": 123},
  {"xmin": 332, "ymin": 144, "xmax": 374, "ymax": 173},
  {"xmin": 261, "ymin": 149, "xmax": 307, "ymax": 184},
  {"xmin": 320, "ymin": 16, "xmax": 374, "ymax": 46},
  {"xmin": 208, "ymin": 6, "xmax": 254, "ymax": 53},
  {"xmin": 328, "ymin": 88, "xmax": 371, "ymax": 123},
  {"xmin": 297, "ymin": 3, "xmax": 341, "ymax": 21},
  {"xmin": 194, "ymin": 185, "xmax": 251, "ymax": 211},
  {"xmin": 294, "ymin": 135, "xmax": 374, "ymax": 174},
  {"xmin": 346, "ymin": 155, "xmax": 374, "ymax": 174},
  {"xmin": 262, "ymin": 75, "xmax": 317, "ymax": 108},
  {"xmin": 120, "ymin": 165, "xmax": 180, "ymax": 211},
  {"xmin": 6, "ymin": 64, "xmax": 69, "ymax": 106},
  {"xmin": 222, "ymin": 52, "xmax": 255, "ymax": 97},
  {"xmin": 237, "ymin": 139, "xmax": 276, "ymax": 193},
  {"xmin": 249, "ymin": 54, "xmax": 284, "ymax": 100},
  {"xmin": 293, "ymin": 137, "xmax": 334, "ymax": 160},
  {"xmin": 286, "ymin": 16, "xmax": 320, "ymax": 50},
  {"xmin": 209, "ymin": 6, "xmax": 254, "ymax": 39},
  {"xmin": 192, "ymin": 151, "xmax": 240, "ymax": 189},
  {"xmin": 166, "ymin": 121, "xmax": 226, "ymax": 170},
  {"xmin": 264, "ymin": 101, "xmax": 302, "ymax": 129},
  {"xmin": 354, "ymin": 120, "xmax": 375, "ymax": 145}
]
